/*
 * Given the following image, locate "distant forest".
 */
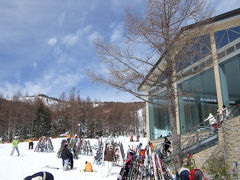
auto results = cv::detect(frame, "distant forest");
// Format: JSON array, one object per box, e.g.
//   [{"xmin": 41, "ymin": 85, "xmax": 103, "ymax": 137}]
[{"xmin": 0, "ymin": 90, "xmax": 146, "ymax": 142}]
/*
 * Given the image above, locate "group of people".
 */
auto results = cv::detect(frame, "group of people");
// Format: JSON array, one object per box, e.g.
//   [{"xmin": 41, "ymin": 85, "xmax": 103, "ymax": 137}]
[
  {"xmin": 60, "ymin": 139, "xmax": 115, "ymax": 177},
  {"xmin": 205, "ymin": 104, "xmax": 231, "ymax": 133},
  {"xmin": 85, "ymin": 142, "xmax": 115, "ymax": 176},
  {"xmin": 176, "ymin": 167, "xmax": 205, "ymax": 180},
  {"xmin": 130, "ymin": 134, "xmax": 140, "ymax": 142}
]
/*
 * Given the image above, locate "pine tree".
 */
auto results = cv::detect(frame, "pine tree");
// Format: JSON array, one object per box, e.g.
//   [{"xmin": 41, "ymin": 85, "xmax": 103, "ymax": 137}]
[{"xmin": 33, "ymin": 100, "xmax": 52, "ymax": 137}]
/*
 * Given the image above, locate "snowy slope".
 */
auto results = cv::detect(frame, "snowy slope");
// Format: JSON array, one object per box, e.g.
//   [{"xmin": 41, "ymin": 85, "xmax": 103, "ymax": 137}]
[{"xmin": 0, "ymin": 136, "xmax": 147, "ymax": 180}]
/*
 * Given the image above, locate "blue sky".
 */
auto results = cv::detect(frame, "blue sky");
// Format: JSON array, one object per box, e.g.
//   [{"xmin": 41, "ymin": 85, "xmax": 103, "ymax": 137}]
[{"xmin": 0, "ymin": 0, "xmax": 239, "ymax": 102}]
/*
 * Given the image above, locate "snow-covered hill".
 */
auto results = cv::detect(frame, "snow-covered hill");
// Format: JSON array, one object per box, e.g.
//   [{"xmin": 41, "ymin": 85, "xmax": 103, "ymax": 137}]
[{"xmin": 20, "ymin": 94, "xmax": 62, "ymax": 106}]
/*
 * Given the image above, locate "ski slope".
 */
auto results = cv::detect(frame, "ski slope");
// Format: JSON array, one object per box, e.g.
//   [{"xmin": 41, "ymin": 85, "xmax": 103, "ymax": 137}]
[{"xmin": 0, "ymin": 136, "xmax": 147, "ymax": 180}]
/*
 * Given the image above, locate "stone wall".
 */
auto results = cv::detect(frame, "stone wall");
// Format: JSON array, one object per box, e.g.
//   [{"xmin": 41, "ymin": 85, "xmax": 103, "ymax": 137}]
[
  {"xmin": 194, "ymin": 117, "xmax": 240, "ymax": 175},
  {"xmin": 193, "ymin": 144, "xmax": 219, "ymax": 168},
  {"xmin": 221, "ymin": 116, "xmax": 240, "ymax": 176}
]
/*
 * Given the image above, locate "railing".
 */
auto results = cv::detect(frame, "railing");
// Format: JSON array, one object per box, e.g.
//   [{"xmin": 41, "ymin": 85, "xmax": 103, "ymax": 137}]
[
  {"xmin": 181, "ymin": 103, "xmax": 240, "ymax": 154},
  {"xmin": 201, "ymin": 144, "xmax": 224, "ymax": 168}
]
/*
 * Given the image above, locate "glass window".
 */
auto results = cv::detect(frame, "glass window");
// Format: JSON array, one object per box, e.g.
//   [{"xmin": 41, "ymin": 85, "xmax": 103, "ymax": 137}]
[
  {"xmin": 215, "ymin": 25, "xmax": 240, "ymax": 49},
  {"xmin": 219, "ymin": 54, "xmax": 240, "ymax": 105},
  {"xmin": 176, "ymin": 34, "xmax": 211, "ymax": 72},
  {"xmin": 178, "ymin": 68, "xmax": 218, "ymax": 133},
  {"xmin": 236, "ymin": 42, "xmax": 240, "ymax": 50},
  {"xmin": 226, "ymin": 46, "xmax": 235, "ymax": 55},
  {"xmin": 149, "ymin": 96, "xmax": 170, "ymax": 140}
]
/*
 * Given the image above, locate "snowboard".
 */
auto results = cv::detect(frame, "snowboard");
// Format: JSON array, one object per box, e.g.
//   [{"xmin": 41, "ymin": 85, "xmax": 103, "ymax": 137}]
[
  {"xmin": 43, "ymin": 165, "xmax": 60, "ymax": 170},
  {"xmin": 43, "ymin": 165, "xmax": 77, "ymax": 170},
  {"xmin": 80, "ymin": 169, "xmax": 97, "ymax": 172}
]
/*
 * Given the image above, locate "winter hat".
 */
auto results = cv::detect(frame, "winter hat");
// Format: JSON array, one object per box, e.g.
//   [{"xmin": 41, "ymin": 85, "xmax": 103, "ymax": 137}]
[{"xmin": 108, "ymin": 144, "xmax": 113, "ymax": 149}]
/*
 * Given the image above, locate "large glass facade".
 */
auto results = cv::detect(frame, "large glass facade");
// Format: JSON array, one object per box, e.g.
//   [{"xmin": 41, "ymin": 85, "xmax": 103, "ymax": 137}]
[
  {"xmin": 219, "ymin": 54, "xmax": 240, "ymax": 106},
  {"xmin": 148, "ymin": 24, "xmax": 240, "ymax": 140},
  {"xmin": 149, "ymin": 96, "xmax": 170, "ymax": 140},
  {"xmin": 215, "ymin": 25, "xmax": 240, "ymax": 106},
  {"xmin": 177, "ymin": 68, "xmax": 218, "ymax": 133}
]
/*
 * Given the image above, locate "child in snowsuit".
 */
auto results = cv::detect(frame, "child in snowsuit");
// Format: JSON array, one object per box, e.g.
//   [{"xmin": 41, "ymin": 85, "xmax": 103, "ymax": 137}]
[
  {"xmin": 85, "ymin": 161, "xmax": 93, "ymax": 172},
  {"xmin": 24, "ymin": 171, "xmax": 54, "ymax": 180},
  {"xmin": 61, "ymin": 143, "xmax": 72, "ymax": 171},
  {"xmin": 10, "ymin": 137, "xmax": 20, "ymax": 156}
]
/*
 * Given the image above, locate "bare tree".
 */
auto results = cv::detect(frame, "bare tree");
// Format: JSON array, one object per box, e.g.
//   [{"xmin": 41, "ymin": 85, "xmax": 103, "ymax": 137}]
[{"xmin": 88, "ymin": 0, "xmax": 212, "ymax": 169}]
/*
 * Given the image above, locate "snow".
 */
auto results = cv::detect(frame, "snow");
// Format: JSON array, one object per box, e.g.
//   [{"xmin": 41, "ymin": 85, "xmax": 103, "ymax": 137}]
[{"xmin": 0, "ymin": 136, "xmax": 147, "ymax": 180}]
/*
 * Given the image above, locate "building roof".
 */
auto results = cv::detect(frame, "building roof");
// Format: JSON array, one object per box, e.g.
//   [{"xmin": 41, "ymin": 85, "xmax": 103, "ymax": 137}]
[{"xmin": 138, "ymin": 8, "xmax": 240, "ymax": 91}]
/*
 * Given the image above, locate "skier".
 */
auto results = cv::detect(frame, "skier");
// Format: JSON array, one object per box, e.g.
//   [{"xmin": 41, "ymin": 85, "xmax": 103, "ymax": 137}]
[
  {"xmin": 221, "ymin": 105, "xmax": 231, "ymax": 123},
  {"xmin": 66, "ymin": 134, "xmax": 71, "ymax": 144},
  {"xmin": 28, "ymin": 139, "xmax": 34, "ymax": 150},
  {"xmin": 61, "ymin": 143, "xmax": 72, "ymax": 171},
  {"xmin": 24, "ymin": 171, "xmax": 54, "ymax": 180},
  {"xmin": 85, "ymin": 161, "xmax": 93, "ymax": 172},
  {"xmin": 205, "ymin": 113, "xmax": 217, "ymax": 132},
  {"xmin": 149, "ymin": 141, "xmax": 155, "ymax": 150},
  {"xmin": 163, "ymin": 137, "xmax": 171, "ymax": 156},
  {"xmin": 10, "ymin": 136, "xmax": 20, "ymax": 156},
  {"xmin": 104, "ymin": 143, "xmax": 115, "ymax": 177},
  {"xmin": 130, "ymin": 134, "xmax": 134, "ymax": 142},
  {"xmin": 115, "ymin": 146, "xmax": 123, "ymax": 166},
  {"xmin": 136, "ymin": 135, "xmax": 140, "ymax": 142}
]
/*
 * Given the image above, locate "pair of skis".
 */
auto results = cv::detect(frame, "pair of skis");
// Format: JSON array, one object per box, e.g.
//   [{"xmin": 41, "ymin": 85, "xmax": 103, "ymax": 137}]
[{"xmin": 143, "ymin": 145, "xmax": 166, "ymax": 180}]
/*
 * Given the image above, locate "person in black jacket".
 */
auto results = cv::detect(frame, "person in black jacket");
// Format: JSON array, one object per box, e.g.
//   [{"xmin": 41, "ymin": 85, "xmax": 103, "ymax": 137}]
[
  {"xmin": 61, "ymin": 143, "xmax": 73, "ymax": 171},
  {"xmin": 24, "ymin": 171, "xmax": 54, "ymax": 180},
  {"xmin": 164, "ymin": 137, "xmax": 171, "ymax": 156}
]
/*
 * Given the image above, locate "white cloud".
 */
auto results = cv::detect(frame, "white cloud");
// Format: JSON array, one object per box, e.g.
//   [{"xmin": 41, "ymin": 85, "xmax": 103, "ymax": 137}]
[
  {"xmin": 62, "ymin": 25, "xmax": 92, "ymax": 47},
  {"xmin": 88, "ymin": 31, "xmax": 103, "ymax": 44},
  {"xmin": 0, "ymin": 68, "xmax": 85, "ymax": 99},
  {"xmin": 24, "ymin": 81, "xmax": 48, "ymax": 95},
  {"xmin": 110, "ymin": 23, "xmax": 124, "ymax": 43},
  {"xmin": 62, "ymin": 34, "xmax": 79, "ymax": 47},
  {"xmin": 57, "ymin": 53, "xmax": 75, "ymax": 64},
  {"xmin": 47, "ymin": 37, "xmax": 57, "ymax": 46}
]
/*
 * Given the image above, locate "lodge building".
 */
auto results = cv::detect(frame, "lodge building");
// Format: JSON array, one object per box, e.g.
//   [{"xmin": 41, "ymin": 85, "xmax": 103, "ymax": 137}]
[{"xmin": 138, "ymin": 8, "xmax": 240, "ymax": 142}]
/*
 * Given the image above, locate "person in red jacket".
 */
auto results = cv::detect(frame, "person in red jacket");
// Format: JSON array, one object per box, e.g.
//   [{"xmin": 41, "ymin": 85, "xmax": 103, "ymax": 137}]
[
  {"xmin": 130, "ymin": 135, "xmax": 134, "ymax": 142},
  {"xmin": 189, "ymin": 168, "xmax": 204, "ymax": 180}
]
